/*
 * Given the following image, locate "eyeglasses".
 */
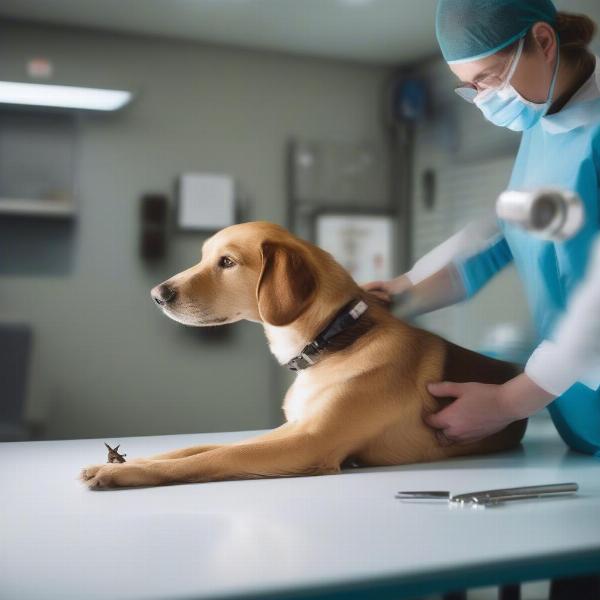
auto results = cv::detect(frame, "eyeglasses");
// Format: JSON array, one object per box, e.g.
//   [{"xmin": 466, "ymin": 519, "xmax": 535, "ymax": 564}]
[{"xmin": 454, "ymin": 36, "xmax": 524, "ymax": 103}]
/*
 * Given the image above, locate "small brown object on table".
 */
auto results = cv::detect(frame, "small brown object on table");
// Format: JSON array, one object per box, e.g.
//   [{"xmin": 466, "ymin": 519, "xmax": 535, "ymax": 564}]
[{"xmin": 105, "ymin": 443, "xmax": 127, "ymax": 463}]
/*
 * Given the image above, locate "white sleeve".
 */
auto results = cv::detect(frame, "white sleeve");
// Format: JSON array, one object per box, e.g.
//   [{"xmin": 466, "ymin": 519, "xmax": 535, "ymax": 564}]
[
  {"xmin": 405, "ymin": 213, "xmax": 502, "ymax": 286},
  {"xmin": 524, "ymin": 236, "xmax": 600, "ymax": 396}
]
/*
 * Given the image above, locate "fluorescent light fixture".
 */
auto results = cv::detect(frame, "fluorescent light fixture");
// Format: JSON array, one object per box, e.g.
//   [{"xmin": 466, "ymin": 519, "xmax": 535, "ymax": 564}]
[{"xmin": 0, "ymin": 81, "xmax": 132, "ymax": 111}]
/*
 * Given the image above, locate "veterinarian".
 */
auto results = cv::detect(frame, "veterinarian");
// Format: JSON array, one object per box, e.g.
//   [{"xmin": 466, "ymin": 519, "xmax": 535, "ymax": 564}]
[{"xmin": 363, "ymin": 0, "xmax": 600, "ymax": 456}]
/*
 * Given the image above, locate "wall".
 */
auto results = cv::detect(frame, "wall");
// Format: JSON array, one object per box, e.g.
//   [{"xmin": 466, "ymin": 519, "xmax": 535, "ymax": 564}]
[{"xmin": 0, "ymin": 19, "xmax": 391, "ymax": 440}]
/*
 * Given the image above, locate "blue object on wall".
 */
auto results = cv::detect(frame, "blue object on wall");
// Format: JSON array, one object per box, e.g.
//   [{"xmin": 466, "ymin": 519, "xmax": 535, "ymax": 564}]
[{"xmin": 391, "ymin": 78, "xmax": 429, "ymax": 122}]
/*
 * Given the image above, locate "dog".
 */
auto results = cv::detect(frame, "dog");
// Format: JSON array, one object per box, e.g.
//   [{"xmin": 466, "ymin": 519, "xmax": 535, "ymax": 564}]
[{"xmin": 80, "ymin": 221, "xmax": 526, "ymax": 489}]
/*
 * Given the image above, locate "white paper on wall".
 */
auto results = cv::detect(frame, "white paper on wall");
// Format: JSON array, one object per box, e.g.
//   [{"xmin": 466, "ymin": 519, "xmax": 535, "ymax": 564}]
[
  {"xmin": 316, "ymin": 214, "xmax": 394, "ymax": 284},
  {"xmin": 178, "ymin": 173, "xmax": 235, "ymax": 230}
]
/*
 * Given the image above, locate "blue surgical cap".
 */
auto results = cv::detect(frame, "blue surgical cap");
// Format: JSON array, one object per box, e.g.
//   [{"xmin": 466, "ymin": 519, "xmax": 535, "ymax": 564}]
[{"xmin": 436, "ymin": 0, "xmax": 557, "ymax": 64}]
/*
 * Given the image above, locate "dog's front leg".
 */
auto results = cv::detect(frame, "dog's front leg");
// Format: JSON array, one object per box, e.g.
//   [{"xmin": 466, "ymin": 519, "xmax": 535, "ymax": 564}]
[
  {"xmin": 144, "ymin": 444, "xmax": 225, "ymax": 460},
  {"xmin": 81, "ymin": 431, "xmax": 339, "ymax": 489},
  {"xmin": 130, "ymin": 421, "xmax": 298, "ymax": 462},
  {"xmin": 170, "ymin": 433, "xmax": 342, "ymax": 483}
]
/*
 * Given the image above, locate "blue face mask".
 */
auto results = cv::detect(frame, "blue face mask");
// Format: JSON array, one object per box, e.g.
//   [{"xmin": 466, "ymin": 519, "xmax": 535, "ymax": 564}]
[{"xmin": 472, "ymin": 36, "xmax": 560, "ymax": 132}]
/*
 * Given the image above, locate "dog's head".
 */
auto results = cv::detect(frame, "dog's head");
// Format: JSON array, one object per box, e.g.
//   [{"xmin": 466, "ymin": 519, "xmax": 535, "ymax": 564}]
[{"xmin": 151, "ymin": 221, "xmax": 351, "ymax": 328}]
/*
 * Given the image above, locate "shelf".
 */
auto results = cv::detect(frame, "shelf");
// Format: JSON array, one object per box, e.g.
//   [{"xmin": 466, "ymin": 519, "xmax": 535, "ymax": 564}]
[{"xmin": 0, "ymin": 198, "xmax": 76, "ymax": 218}]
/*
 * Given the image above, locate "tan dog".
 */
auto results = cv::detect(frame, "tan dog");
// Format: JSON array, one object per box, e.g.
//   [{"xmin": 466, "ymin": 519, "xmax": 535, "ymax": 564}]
[{"xmin": 80, "ymin": 221, "xmax": 526, "ymax": 489}]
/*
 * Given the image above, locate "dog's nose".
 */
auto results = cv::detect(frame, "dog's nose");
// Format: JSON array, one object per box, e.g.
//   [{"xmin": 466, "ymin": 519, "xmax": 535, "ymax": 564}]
[{"xmin": 152, "ymin": 284, "xmax": 177, "ymax": 306}]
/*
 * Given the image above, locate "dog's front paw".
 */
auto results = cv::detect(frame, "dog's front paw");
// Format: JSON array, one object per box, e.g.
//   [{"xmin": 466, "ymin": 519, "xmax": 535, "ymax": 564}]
[
  {"xmin": 79, "ymin": 463, "xmax": 160, "ymax": 489},
  {"xmin": 79, "ymin": 464, "xmax": 105, "ymax": 482},
  {"xmin": 79, "ymin": 464, "xmax": 120, "ymax": 489}
]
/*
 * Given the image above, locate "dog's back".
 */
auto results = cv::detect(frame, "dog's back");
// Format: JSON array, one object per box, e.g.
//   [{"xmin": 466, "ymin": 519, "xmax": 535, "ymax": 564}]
[{"xmin": 345, "ymin": 294, "xmax": 528, "ymax": 467}]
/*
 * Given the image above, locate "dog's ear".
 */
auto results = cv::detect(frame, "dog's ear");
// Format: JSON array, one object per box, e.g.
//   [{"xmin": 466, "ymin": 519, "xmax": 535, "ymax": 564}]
[{"xmin": 256, "ymin": 240, "xmax": 317, "ymax": 326}]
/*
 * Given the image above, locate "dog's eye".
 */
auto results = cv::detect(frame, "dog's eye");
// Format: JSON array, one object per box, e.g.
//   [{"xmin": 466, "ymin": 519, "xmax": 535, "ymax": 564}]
[{"xmin": 218, "ymin": 256, "xmax": 236, "ymax": 269}]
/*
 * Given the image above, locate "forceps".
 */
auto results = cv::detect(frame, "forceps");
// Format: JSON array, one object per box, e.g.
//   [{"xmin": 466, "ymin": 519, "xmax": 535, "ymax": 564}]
[{"xmin": 395, "ymin": 482, "xmax": 579, "ymax": 507}]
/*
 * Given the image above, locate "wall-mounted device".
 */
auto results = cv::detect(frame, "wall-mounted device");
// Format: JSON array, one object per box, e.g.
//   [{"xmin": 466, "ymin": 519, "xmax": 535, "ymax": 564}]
[
  {"xmin": 385, "ymin": 76, "xmax": 430, "ymax": 126},
  {"xmin": 140, "ymin": 194, "xmax": 169, "ymax": 260}
]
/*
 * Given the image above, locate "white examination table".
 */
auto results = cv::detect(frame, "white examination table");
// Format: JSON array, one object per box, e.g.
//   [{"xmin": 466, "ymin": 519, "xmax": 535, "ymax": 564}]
[{"xmin": 1, "ymin": 413, "xmax": 599, "ymax": 599}]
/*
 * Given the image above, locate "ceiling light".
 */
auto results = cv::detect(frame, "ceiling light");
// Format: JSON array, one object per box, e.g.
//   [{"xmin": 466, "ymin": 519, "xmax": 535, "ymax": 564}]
[{"xmin": 0, "ymin": 81, "xmax": 132, "ymax": 111}]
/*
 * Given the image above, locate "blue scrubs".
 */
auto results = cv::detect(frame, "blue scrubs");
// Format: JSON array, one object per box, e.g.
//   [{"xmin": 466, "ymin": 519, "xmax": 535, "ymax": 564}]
[{"xmin": 453, "ymin": 60, "xmax": 600, "ymax": 456}]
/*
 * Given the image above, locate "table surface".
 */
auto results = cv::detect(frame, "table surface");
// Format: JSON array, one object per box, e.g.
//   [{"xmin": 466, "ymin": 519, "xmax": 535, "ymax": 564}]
[{"xmin": 1, "ymin": 413, "xmax": 600, "ymax": 600}]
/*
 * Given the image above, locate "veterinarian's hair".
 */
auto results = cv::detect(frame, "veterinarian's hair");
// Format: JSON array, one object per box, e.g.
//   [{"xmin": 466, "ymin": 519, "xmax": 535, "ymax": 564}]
[{"xmin": 497, "ymin": 11, "xmax": 596, "ymax": 73}]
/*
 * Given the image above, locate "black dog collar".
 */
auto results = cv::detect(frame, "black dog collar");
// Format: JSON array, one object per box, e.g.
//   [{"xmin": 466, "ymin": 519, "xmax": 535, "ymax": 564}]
[{"xmin": 285, "ymin": 298, "xmax": 369, "ymax": 371}]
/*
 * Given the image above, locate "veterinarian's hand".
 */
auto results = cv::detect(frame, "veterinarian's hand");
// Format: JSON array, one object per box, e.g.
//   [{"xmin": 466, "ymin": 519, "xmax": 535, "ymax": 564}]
[
  {"xmin": 361, "ymin": 274, "xmax": 412, "ymax": 304},
  {"xmin": 424, "ymin": 381, "xmax": 519, "ymax": 445},
  {"xmin": 424, "ymin": 375, "xmax": 556, "ymax": 445}
]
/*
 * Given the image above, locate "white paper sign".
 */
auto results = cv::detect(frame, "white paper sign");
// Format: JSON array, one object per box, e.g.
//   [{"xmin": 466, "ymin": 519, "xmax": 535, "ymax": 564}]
[
  {"xmin": 178, "ymin": 173, "xmax": 235, "ymax": 230},
  {"xmin": 316, "ymin": 214, "xmax": 394, "ymax": 284}
]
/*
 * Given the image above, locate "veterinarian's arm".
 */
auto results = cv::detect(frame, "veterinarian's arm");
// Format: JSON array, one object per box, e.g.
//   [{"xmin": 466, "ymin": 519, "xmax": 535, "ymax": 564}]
[
  {"xmin": 402, "ymin": 212, "xmax": 514, "ymax": 306},
  {"xmin": 405, "ymin": 214, "xmax": 503, "ymax": 287},
  {"xmin": 394, "ymin": 233, "xmax": 513, "ymax": 319},
  {"xmin": 393, "ymin": 264, "xmax": 467, "ymax": 319},
  {"xmin": 362, "ymin": 265, "xmax": 467, "ymax": 318},
  {"xmin": 449, "ymin": 232, "xmax": 513, "ymax": 300},
  {"xmin": 524, "ymin": 236, "xmax": 600, "ymax": 396},
  {"xmin": 364, "ymin": 215, "xmax": 513, "ymax": 318},
  {"xmin": 390, "ymin": 244, "xmax": 512, "ymax": 319}
]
